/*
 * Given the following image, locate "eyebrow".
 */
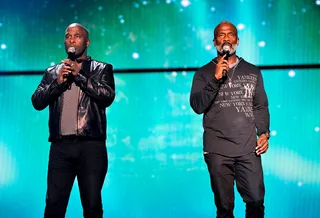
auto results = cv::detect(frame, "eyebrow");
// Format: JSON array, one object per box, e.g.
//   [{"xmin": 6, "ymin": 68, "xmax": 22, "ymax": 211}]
[
  {"xmin": 218, "ymin": 31, "xmax": 236, "ymax": 34},
  {"xmin": 65, "ymin": 32, "xmax": 83, "ymax": 36}
]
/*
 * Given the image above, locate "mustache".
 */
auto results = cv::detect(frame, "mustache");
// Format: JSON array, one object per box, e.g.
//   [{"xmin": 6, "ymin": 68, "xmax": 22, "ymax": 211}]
[
  {"xmin": 222, "ymin": 42, "xmax": 232, "ymax": 47},
  {"xmin": 217, "ymin": 43, "xmax": 236, "ymax": 51}
]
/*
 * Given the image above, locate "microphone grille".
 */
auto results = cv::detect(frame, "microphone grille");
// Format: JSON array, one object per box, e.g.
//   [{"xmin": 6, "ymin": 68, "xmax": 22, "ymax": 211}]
[
  {"xmin": 222, "ymin": 45, "xmax": 230, "ymax": 51},
  {"xmin": 68, "ymin": 47, "xmax": 76, "ymax": 53}
]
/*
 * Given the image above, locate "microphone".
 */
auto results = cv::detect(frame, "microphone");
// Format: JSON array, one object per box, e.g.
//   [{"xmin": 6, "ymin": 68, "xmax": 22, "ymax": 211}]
[
  {"xmin": 67, "ymin": 47, "xmax": 76, "ymax": 59},
  {"xmin": 222, "ymin": 45, "xmax": 230, "ymax": 77},
  {"xmin": 63, "ymin": 47, "xmax": 76, "ymax": 89}
]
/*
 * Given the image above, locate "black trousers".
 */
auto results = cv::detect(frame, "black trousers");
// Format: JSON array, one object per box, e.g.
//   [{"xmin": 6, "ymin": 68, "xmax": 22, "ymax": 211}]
[
  {"xmin": 44, "ymin": 139, "xmax": 108, "ymax": 218},
  {"xmin": 204, "ymin": 152, "xmax": 265, "ymax": 218}
]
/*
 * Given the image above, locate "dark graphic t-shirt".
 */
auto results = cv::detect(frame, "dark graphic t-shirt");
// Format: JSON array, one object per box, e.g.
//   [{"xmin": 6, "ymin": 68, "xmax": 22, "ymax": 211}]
[{"xmin": 190, "ymin": 58, "xmax": 269, "ymax": 157}]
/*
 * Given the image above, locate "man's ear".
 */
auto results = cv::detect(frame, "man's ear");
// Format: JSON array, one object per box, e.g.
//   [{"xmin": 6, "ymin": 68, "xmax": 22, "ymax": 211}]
[
  {"xmin": 213, "ymin": 39, "xmax": 216, "ymax": 46},
  {"xmin": 237, "ymin": 38, "xmax": 239, "ymax": 46},
  {"xmin": 86, "ymin": 39, "xmax": 90, "ymax": 47}
]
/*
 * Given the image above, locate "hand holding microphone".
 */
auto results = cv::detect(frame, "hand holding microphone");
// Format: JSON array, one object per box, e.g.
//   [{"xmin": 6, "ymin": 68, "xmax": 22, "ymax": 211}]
[
  {"xmin": 63, "ymin": 47, "xmax": 81, "ymax": 76},
  {"xmin": 57, "ymin": 47, "xmax": 79, "ymax": 87},
  {"xmin": 214, "ymin": 44, "xmax": 231, "ymax": 80},
  {"xmin": 57, "ymin": 64, "xmax": 73, "ymax": 84},
  {"xmin": 222, "ymin": 45, "xmax": 230, "ymax": 77}
]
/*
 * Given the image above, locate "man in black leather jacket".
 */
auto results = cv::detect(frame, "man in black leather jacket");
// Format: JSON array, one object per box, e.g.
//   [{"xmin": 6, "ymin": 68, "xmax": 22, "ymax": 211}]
[{"xmin": 31, "ymin": 23, "xmax": 115, "ymax": 218}]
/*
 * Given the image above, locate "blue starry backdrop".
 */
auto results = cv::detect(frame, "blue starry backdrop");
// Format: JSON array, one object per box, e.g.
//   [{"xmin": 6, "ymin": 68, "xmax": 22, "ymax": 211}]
[
  {"xmin": 1, "ymin": 0, "xmax": 320, "ymax": 71},
  {"xmin": 0, "ymin": 0, "xmax": 320, "ymax": 218}
]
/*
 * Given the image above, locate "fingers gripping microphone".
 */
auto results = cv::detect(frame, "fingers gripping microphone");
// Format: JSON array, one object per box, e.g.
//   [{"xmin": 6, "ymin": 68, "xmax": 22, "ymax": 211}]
[
  {"xmin": 222, "ymin": 45, "xmax": 230, "ymax": 77},
  {"xmin": 64, "ymin": 47, "xmax": 76, "ymax": 89}
]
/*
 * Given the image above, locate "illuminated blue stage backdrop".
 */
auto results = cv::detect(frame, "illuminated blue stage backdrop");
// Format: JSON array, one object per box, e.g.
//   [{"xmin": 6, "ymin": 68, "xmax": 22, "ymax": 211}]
[
  {"xmin": 0, "ymin": 69, "xmax": 320, "ymax": 218},
  {"xmin": 1, "ymin": 0, "xmax": 320, "ymax": 218},
  {"xmin": 0, "ymin": 0, "xmax": 320, "ymax": 72}
]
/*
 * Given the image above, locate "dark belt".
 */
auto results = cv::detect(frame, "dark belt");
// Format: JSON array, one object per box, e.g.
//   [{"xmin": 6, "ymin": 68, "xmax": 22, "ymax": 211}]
[
  {"xmin": 60, "ymin": 135, "xmax": 79, "ymax": 140},
  {"xmin": 53, "ymin": 135, "xmax": 104, "ymax": 142}
]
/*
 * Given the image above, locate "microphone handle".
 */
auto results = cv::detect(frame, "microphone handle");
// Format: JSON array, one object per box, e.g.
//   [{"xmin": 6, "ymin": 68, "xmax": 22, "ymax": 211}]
[
  {"xmin": 63, "ymin": 72, "xmax": 73, "ymax": 90},
  {"xmin": 223, "ymin": 52, "xmax": 229, "ymax": 77}
]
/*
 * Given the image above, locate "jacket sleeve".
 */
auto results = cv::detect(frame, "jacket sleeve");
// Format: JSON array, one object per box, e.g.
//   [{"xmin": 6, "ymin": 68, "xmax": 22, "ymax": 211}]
[
  {"xmin": 253, "ymin": 71, "xmax": 270, "ymax": 136},
  {"xmin": 74, "ymin": 64, "xmax": 115, "ymax": 108},
  {"xmin": 190, "ymin": 70, "xmax": 222, "ymax": 114},
  {"xmin": 31, "ymin": 69, "xmax": 68, "ymax": 111}
]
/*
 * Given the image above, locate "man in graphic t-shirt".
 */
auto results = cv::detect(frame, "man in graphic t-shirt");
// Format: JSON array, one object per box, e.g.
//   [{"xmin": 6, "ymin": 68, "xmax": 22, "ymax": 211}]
[{"xmin": 190, "ymin": 21, "xmax": 270, "ymax": 218}]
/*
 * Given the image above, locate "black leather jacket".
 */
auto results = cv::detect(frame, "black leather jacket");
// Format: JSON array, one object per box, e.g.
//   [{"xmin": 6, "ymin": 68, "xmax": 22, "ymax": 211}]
[{"xmin": 31, "ymin": 56, "xmax": 115, "ymax": 142}]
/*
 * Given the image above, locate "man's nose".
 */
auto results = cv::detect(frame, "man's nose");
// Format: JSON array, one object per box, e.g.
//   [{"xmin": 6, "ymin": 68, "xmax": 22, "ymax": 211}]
[{"xmin": 69, "ymin": 36, "xmax": 75, "ymax": 43}]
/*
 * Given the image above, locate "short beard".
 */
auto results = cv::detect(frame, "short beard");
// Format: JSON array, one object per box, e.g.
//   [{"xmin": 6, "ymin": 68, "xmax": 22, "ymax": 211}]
[{"xmin": 215, "ymin": 43, "xmax": 238, "ymax": 56}]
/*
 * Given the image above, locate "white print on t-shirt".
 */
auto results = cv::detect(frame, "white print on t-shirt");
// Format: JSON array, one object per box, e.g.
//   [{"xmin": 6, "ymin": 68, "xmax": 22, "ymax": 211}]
[
  {"xmin": 215, "ymin": 73, "xmax": 258, "ymax": 118},
  {"xmin": 243, "ymin": 83, "xmax": 255, "ymax": 98}
]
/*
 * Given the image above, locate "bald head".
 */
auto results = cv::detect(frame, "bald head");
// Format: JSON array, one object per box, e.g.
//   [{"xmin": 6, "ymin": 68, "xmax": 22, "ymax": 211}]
[
  {"xmin": 214, "ymin": 21, "xmax": 238, "ymax": 40},
  {"xmin": 64, "ymin": 23, "xmax": 90, "ymax": 60},
  {"xmin": 66, "ymin": 23, "xmax": 89, "ymax": 40}
]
